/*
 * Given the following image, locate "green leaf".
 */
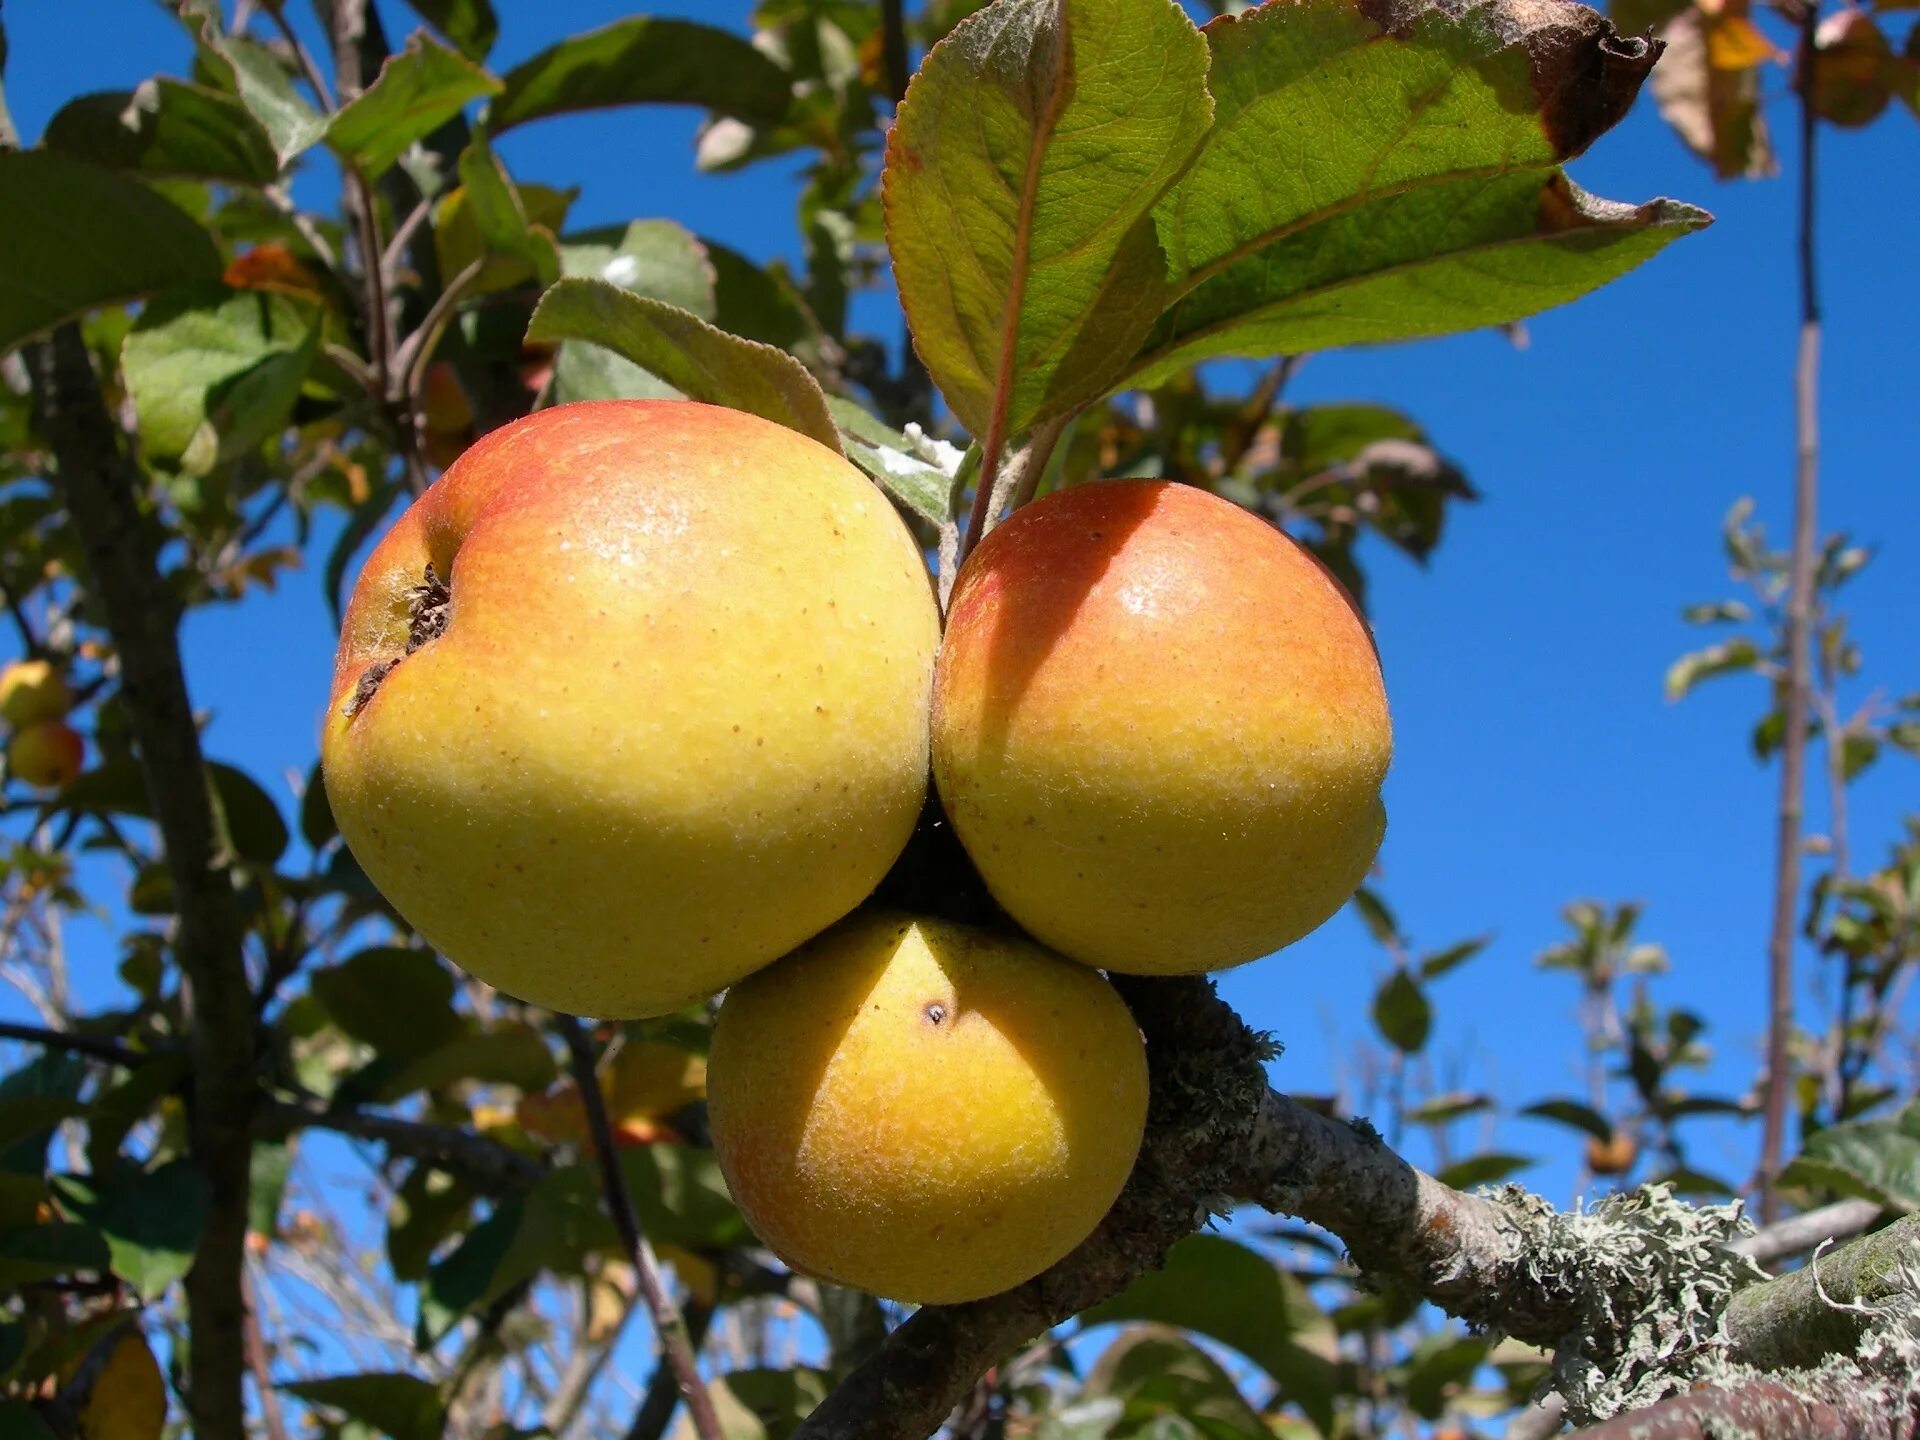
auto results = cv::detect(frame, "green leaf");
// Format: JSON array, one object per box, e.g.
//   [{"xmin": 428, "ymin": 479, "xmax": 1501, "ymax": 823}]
[
  {"xmin": 1131, "ymin": 176, "xmax": 1707, "ymax": 386},
  {"xmin": 387, "ymin": 1164, "xmax": 476, "ymax": 1282},
  {"xmin": 311, "ymin": 949, "xmax": 465, "ymax": 1061},
  {"xmin": 449, "ymin": 140, "xmax": 561, "ymax": 291},
  {"xmin": 827, "ymin": 398, "xmax": 952, "ymax": 527},
  {"xmin": 399, "ymin": 0, "xmax": 500, "ymax": 62},
  {"xmin": 1435, "ymin": 1152, "xmax": 1534, "ymax": 1188},
  {"xmin": 1085, "ymin": 1328, "xmax": 1270, "ymax": 1440},
  {"xmin": 286, "ymin": 1373, "xmax": 446, "ymax": 1440},
  {"xmin": 327, "ymin": 32, "xmax": 502, "ymax": 179},
  {"xmin": 488, "ymin": 18, "xmax": 793, "ymax": 133},
  {"xmin": 1084, "ymin": 1235, "xmax": 1338, "ymax": 1432},
  {"xmin": 1398, "ymin": 1332, "xmax": 1493, "ymax": 1421},
  {"xmin": 559, "ymin": 221, "xmax": 716, "ymax": 318},
  {"xmin": 1664, "ymin": 638, "xmax": 1762, "ymax": 701},
  {"xmin": 708, "ymin": 242, "xmax": 822, "ymax": 356},
  {"xmin": 709, "ymin": 1368, "xmax": 831, "ymax": 1440},
  {"xmin": 0, "ymin": 1222, "xmax": 110, "ymax": 1288},
  {"xmin": 1783, "ymin": 1103, "xmax": 1920, "ymax": 1212},
  {"xmin": 250, "ymin": 1141, "xmax": 292, "ymax": 1240},
  {"xmin": 620, "ymin": 1143, "xmax": 752, "ymax": 1251},
  {"xmin": 190, "ymin": 24, "xmax": 328, "ymax": 165},
  {"xmin": 301, "ymin": 762, "xmax": 337, "ymax": 851},
  {"xmin": 527, "ymin": 278, "xmax": 842, "ymax": 453},
  {"xmin": 0, "ymin": 1400, "xmax": 55, "ymax": 1440},
  {"xmin": 43, "ymin": 80, "xmax": 281, "ymax": 184},
  {"xmin": 378, "ymin": 1027, "xmax": 557, "ymax": 1102},
  {"xmin": 1403, "ymin": 1091, "xmax": 1493, "ymax": 1126},
  {"xmin": 1420, "ymin": 935, "xmax": 1491, "ymax": 980},
  {"xmin": 1350, "ymin": 886, "xmax": 1402, "ymax": 948},
  {"xmin": 0, "ymin": 1052, "xmax": 88, "ymax": 1175},
  {"xmin": 1372, "ymin": 970, "xmax": 1431, "ymax": 1053},
  {"xmin": 885, "ymin": 0, "xmax": 1212, "ymax": 439},
  {"xmin": 53, "ymin": 759, "xmax": 289, "ymax": 867},
  {"xmin": 50, "ymin": 1161, "xmax": 206, "ymax": 1300},
  {"xmin": 1520, "ymin": 1098, "xmax": 1615, "ymax": 1143},
  {"xmin": 419, "ymin": 1198, "xmax": 522, "ymax": 1343},
  {"xmin": 553, "ymin": 221, "xmax": 716, "ymax": 404},
  {"xmin": 0, "ymin": 151, "xmax": 221, "ymax": 355},
  {"xmin": 1120, "ymin": 0, "xmax": 1697, "ymax": 384},
  {"xmin": 120, "ymin": 283, "xmax": 319, "ymax": 476}
]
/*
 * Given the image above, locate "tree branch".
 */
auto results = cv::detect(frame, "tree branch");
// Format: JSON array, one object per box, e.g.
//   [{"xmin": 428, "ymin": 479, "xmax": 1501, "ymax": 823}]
[
  {"xmin": 1759, "ymin": 0, "xmax": 1825, "ymax": 1225},
  {"xmin": 1570, "ymin": 1377, "xmax": 1916, "ymax": 1440},
  {"xmin": 1735, "ymin": 1196, "xmax": 1883, "ymax": 1266},
  {"xmin": 558, "ymin": 1016, "xmax": 724, "ymax": 1440},
  {"xmin": 0, "ymin": 1019, "xmax": 149, "ymax": 1069},
  {"xmin": 258, "ymin": 1099, "xmax": 545, "ymax": 1190},
  {"xmin": 27, "ymin": 324, "xmax": 255, "ymax": 1440},
  {"xmin": 1723, "ymin": 1213, "xmax": 1919, "ymax": 1372}
]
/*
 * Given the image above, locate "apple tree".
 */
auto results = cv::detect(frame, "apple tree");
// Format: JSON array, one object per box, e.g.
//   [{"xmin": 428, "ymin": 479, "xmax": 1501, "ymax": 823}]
[{"xmin": 0, "ymin": 3, "xmax": 1917, "ymax": 1440}]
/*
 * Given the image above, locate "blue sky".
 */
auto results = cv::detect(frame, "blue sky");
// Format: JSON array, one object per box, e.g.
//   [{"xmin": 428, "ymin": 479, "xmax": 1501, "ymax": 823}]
[{"xmin": 4, "ymin": 0, "xmax": 1917, "ymax": 1222}]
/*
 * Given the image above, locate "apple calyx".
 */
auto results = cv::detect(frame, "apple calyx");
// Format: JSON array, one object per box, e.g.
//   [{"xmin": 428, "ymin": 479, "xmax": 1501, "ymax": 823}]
[{"xmin": 344, "ymin": 563, "xmax": 452, "ymax": 719}]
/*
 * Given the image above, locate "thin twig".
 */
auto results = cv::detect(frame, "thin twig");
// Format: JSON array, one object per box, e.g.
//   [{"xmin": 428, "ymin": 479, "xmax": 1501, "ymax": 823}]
[
  {"xmin": 394, "ymin": 257, "xmax": 486, "ymax": 407},
  {"xmin": 558, "ymin": 1016, "xmax": 724, "ymax": 1440},
  {"xmin": 0, "ymin": 1019, "xmax": 148, "ymax": 1069},
  {"xmin": 244, "ymin": 1263, "xmax": 293, "ymax": 1440},
  {"xmin": 258, "ymin": 1099, "xmax": 545, "ymax": 1191},
  {"xmin": 1003, "ymin": 413, "xmax": 1072, "ymax": 517},
  {"xmin": 260, "ymin": 0, "xmax": 336, "ymax": 109},
  {"xmin": 623, "ymin": 1300, "xmax": 718, "ymax": 1440},
  {"xmin": 1735, "ymin": 1196, "xmax": 1882, "ymax": 1265},
  {"xmin": 382, "ymin": 196, "xmax": 435, "ymax": 288},
  {"xmin": 1757, "ymin": 0, "xmax": 1823, "ymax": 1225}
]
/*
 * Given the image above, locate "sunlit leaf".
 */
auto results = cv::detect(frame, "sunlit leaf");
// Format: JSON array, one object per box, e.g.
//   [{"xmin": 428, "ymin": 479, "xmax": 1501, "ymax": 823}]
[
  {"xmin": 488, "ymin": 18, "xmax": 793, "ymax": 134},
  {"xmin": 1649, "ymin": 8, "xmax": 1777, "ymax": 178},
  {"xmin": 286, "ymin": 1373, "xmax": 446, "ymax": 1440},
  {"xmin": 327, "ymin": 32, "xmax": 502, "ymax": 178},
  {"xmin": 50, "ymin": 1161, "xmax": 207, "ymax": 1300},
  {"xmin": 120, "ymin": 283, "xmax": 318, "ymax": 476},
  {"xmin": 398, "ymin": 0, "xmax": 500, "ymax": 62},
  {"xmin": 886, "ymin": 0, "xmax": 1212, "ymax": 440},
  {"xmin": 527, "ymin": 278, "xmax": 842, "ymax": 452}
]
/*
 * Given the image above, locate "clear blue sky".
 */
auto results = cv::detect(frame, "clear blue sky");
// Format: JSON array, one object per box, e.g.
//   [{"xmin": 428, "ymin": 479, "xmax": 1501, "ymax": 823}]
[{"xmin": 5, "ymin": 0, "xmax": 1917, "ymax": 1211}]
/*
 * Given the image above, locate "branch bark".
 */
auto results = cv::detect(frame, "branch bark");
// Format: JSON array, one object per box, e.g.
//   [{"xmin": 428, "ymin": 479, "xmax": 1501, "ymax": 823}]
[
  {"xmin": 1735, "ymin": 1196, "xmax": 1883, "ymax": 1267},
  {"xmin": 28, "ymin": 324, "xmax": 255, "ymax": 1440},
  {"xmin": 1570, "ymin": 1378, "xmax": 1917, "ymax": 1440},
  {"xmin": 258, "ymin": 1099, "xmax": 546, "ymax": 1190},
  {"xmin": 1759, "ymin": 0, "xmax": 1824, "ymax": 1226},
  {"xmin": 559, "ymin": 1017, "xmax": 724, "ymax": 1440},
  {"xmin": 1724, "ymin": 1213, "xmax": 1919, "ymax": 1372},
  {"xmin": 0, "ymin": 1019, "xmax": 150, "ymax": 1069}
]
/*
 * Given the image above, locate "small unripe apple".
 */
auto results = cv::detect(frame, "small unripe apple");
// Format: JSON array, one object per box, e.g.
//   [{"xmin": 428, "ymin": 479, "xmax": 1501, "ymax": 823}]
[
  {"xmin": 7, "ymin": 720, "xmax": 83, "ymax": 789},
  {"xmin": 323, "ymin": 401, "xmax": 940, "ymax": 1018},
  {"xmin": 709, "ymin": 910, "xmax": 1148, "ymax": 1304},
  {"xmin": 0, "ymin": 658, "xmax": 73, "ymax": 727},
  {"xmin": 933, "ymin": 480, "xmax": 1390, "ymax": 975},
  {"xmin": 1586, "ymin": 1132, "xmax": 1639, "ymax": 1176}
]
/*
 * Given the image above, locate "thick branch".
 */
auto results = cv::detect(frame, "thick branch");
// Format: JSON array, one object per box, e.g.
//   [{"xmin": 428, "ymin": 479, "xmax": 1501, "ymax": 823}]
[
  {"xmin": 1724, "ymin": 1213, "xmax": 1919, "ymax": 1371},
  {"xmin": 1571, "ymin": 1378, "xmax": 1917, "ymax": 1440},
  {"xmin": 29, "ymin": 324, "xmax": 255, "ymax": 1440},
  {"xmin": 258, "ymin": 1099, "xmax": 545, "ymax": 1190}
]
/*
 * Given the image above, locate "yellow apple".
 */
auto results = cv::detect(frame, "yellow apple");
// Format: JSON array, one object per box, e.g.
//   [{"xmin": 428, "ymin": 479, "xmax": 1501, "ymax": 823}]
[
  {"xmin": 933, "ymin": 480, "xmax": 1390, "ymax": 976},
  {"xmin": 0, "ymin": 658, "xmax": 72, "ymax": 727},
  {"xmin": 323, "ymin": 400, "xmax": 940, "ymax": 1017},
  {"xmin": 708, "ymin": 910, "xmax": 1147, "ymax": 1304},
  {"xmin": 7, "ymin": 720, "xmax": 83, "ymax": 789}
]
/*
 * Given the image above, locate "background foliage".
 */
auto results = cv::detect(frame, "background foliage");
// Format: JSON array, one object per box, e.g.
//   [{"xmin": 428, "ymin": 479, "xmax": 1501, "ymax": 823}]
[{"xmin": 0, "ymin": 1, "xmax": 1914, "ymax": 1438}]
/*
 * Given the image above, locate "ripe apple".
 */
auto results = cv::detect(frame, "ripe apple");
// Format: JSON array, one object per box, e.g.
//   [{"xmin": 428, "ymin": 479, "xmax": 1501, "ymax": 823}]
[
  {"xmin": 933, "ymin": 480, "xmax": 1391, "ymax": 975},
  {"xmin": 708, "ymin": 910, "xmax": 1148, "ymax": 1304},
  {"xmin": 7, "ymin": 720, "xmax": 83, "ymax": 789},
  {"xmin": 0, "ymin": 658, "xmax": 72, "ymax": 727},
  {"xmin": 323, "ymin": 401, "xmax": 940, "ymax": 1018}
]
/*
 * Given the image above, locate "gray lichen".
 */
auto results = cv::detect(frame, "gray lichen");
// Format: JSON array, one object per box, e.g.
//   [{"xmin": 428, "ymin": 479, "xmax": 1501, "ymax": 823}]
[{"xmin": 1493, "ymin": 1182, "xmax": 1767, "ymax": 1423}]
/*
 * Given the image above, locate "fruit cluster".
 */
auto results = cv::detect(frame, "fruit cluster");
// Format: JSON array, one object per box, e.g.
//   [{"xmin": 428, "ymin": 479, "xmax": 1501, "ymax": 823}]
[
  {"xmin": 324, "ymin": 400, "xmax": 1390, "ymax": 1304},
  {"xmin": 0, "ymin": 660, "xmax": 83, "ymax": 791}
]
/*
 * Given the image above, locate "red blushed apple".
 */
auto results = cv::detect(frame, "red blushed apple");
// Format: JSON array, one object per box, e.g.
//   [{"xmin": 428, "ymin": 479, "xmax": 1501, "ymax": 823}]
[
  {"xmin": 932, "ymin": 479, "xmax": 1391, "ymax": 976},
  {"xmin": 8, "ymin": 720, "xmax": 84, "ymax": 790},
  {"xmin": 323, "ymin": 400, "xmax": 941, "ymax": 1018}
]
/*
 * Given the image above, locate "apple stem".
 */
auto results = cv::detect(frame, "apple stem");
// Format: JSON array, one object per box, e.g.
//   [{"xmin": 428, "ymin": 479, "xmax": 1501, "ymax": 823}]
[{"xmin": 558, "ymin": 1015, "xmax": 726, "ymax": 1440}]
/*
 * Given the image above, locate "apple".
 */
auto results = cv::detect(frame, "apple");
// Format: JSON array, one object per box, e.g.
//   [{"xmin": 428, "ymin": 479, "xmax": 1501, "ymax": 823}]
[
  {"xmin": 323, "ymin": 400, "xmax": 940, "ymax": 1018},
  {"xmin": 7, "ymin": 720, "xmax": 83, "ymax": 790},
  {"xmin": 932, "ymin": 479, "xmax": 1391, "ymax": 975},
  {"xmin": 708, "ymin": 910, "xmax": 1147, "ymax": 1304},
  {"xmin": 0, "ymin": 658, "xmax": 72, "ymax": 727}
]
